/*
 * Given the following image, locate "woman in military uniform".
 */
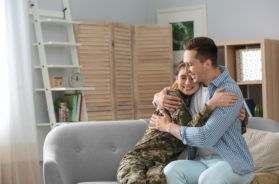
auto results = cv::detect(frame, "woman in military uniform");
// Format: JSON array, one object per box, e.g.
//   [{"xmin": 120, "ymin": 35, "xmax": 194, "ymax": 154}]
[{"xmin": 117, "ymin": 61, "xmax": 247, "ymax": 184}]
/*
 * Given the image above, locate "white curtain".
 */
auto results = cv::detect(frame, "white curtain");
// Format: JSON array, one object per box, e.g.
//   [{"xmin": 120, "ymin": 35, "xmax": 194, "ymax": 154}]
[{"xmin": 0, "ymin": 0, "xmax": 41, "ymax": 183}]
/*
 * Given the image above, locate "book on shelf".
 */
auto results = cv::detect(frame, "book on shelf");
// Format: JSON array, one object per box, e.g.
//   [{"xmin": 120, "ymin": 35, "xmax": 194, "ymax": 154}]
[
  {"xmin": 64, "ymin": 94, "xmax": 78, "ymax": 122},
  {"xmin": 243, "ymin": 98, "xmax": 255, "ymax": 117},
  {"xmin": 75, "ymin": 94, "xmax": 81, "ymax": 121},
  {"xmin": 79, "ymin": 94, "xmax": 83, "ymax": 121}
]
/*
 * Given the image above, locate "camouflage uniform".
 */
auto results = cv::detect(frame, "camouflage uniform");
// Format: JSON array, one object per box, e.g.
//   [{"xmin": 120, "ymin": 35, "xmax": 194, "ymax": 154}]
[
  {"xmin": 117, "ymin": 89, "xmax": 248, "ymax": 184},
  {"xmin": 117, "ymin": 89, "xmax": 213, "ymax": 184}
]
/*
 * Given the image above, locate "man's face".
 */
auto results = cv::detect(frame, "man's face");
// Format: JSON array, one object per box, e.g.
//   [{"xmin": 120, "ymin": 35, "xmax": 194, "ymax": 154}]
[{"xmin": 183, "ymin": 50, "xmax": 206, "ymax": 83}]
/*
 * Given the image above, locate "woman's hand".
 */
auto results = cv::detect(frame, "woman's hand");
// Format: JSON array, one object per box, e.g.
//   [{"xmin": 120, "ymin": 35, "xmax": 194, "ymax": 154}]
[
  {"xmin": 206, "ymin": 87, "xmax": 238, "ymax": 110},
  {"xmin": 150, "ymin": 110, "xmax": 172, "ymax": 132},
  {"xmin": 239, "ymin": 104, "xmax": 246, "ymax": 121},
  {"xmin": 150, "ymin": 110, "xmax": 182, "ymax": 140},
  {"xmin": 153, "ymin": 87, "xmax": 181, "ymax": 112}
]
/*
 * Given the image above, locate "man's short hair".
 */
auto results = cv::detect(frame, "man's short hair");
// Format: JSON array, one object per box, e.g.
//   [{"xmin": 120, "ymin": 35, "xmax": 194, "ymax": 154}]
[{"xmin": 183, "ymin": 37, "xmax": 218, "ymax": 67}]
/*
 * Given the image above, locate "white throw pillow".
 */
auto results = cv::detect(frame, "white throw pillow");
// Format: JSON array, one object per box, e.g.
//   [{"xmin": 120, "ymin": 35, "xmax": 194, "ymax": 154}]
[{"xmin": 243, "ymin": 128, "xmax": 279, "ymax": 172}]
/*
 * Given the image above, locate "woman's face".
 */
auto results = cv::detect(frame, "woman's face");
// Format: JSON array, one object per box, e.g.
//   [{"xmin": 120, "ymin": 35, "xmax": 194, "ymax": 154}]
[{"xmin": 176, "ymin": 66, "xmax": 199, "ymax": 95}]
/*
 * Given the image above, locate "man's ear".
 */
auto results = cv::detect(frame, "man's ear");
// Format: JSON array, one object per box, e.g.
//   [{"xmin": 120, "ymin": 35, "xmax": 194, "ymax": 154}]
[{"xmin": 204, "ymin": 59, "xmax": 212, "ymax": 68}]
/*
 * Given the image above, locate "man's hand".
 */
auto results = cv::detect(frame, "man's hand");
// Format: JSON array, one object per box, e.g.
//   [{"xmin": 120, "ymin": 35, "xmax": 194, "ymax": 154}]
[{"xmin": 153, "ymin": 87, "xmax": 181, "ymax": 112}]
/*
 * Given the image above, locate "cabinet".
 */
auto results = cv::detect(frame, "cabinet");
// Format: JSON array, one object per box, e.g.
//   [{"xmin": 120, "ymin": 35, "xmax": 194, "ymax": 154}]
[
  {"xmin": 75, "ymin": 21, "xmax": 173, "ymax": 120},
  {"xmin": 216, "ymin": 39, "xmax": 279, "ymax": 122}
]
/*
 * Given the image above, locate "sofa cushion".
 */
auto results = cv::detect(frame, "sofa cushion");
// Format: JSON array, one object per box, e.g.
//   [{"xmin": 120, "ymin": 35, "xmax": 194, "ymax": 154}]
[
  {"xmin": 251, "ymin": 172, "xmax": 279, "ymax": 184},
  {"xmin": 243, "ymin": 128, "xmax": 279, "ymax": 172}
]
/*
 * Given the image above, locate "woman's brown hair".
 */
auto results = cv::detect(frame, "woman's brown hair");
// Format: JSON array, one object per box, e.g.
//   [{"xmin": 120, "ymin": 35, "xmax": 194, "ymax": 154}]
[
  {"xmin": 172, "ymin": 60, "xmax": 186, "ymax": 89},
  {"xmin": 175, "ymin": 60, "xmax": 186, "ymax": 76}
]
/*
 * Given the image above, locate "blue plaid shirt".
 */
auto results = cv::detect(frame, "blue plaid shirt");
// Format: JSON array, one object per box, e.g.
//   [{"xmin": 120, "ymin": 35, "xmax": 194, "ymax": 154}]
[{"xmin": 179, "ymin": 66, "xmax": 254, "ymax": 175}]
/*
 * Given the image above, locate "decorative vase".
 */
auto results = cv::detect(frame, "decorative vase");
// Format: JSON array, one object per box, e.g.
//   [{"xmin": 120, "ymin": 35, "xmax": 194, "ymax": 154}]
[{"xmin": 254, "ymin": 105, "xmax": 263, "ymax": 117}]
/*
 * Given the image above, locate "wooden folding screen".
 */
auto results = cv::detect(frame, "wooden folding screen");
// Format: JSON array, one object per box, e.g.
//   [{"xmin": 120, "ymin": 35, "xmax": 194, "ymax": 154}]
[
  {"xmin": 75, "ymin": 21, "xmax": 115, "ymax": 120},
  {"xmin": 133, "ymin": 25, "xmax": 173, "ymax": 119},
  {"xmin": 113, "ymin": 23, "xmax": 134, "ymax": 120},
  {"xmin": 75, "ymin": 21, "xmax": 173, "ymax": 120}
]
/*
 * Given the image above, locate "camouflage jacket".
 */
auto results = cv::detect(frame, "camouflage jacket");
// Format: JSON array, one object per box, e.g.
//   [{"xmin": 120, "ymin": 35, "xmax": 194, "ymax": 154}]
[{"xmin": 125, "ymin": 89, "xmax": 213, "ymax": 165}]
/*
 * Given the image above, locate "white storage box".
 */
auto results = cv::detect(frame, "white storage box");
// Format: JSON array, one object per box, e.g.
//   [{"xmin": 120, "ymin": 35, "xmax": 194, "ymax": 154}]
[{"xmin": 236, "ymin": 48, "xmax": 262, "ymax": 82}]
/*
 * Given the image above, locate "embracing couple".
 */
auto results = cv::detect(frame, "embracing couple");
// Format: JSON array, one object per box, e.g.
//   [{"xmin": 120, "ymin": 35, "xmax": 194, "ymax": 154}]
[{"xmin": 117, "ymin": 37, "xmax": 254, "ymax": 184}]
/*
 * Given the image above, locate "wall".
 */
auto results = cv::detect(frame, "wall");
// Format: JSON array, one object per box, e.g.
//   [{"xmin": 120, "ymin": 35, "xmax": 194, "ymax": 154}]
[
  {"xmin": 36, "ymin": 0, "xmax": 148, "ymax": 24},
  {"xmin": 146, "ymin": 0, "xmax": 279, "ymax": 41},
  {"xmin": 33, "ymin": 0, "xmax": 279, "ymax": 44}
]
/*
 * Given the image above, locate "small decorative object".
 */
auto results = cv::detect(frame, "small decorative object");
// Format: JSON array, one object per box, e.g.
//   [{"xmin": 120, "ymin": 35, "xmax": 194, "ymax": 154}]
[
  {"xmin": 254, "ymin": 104, "xmax": 263, "ymax": 117},
  {"xmin": 69, "ymin": 72, "xmax": 85, "ymax": 88},
  {"xmin": 54, "ymin": 96, "xmax": 73, "ymax": 113},
  {"xmin": 58, "ymin": 102, "xmax": 70, "ymax": 122},
  {"xmin": 236, "ymin": 48, "xmax": 262, "ymax": 82},
  {"xmin": 50, "ymin": 76, "xmax": 64, "ymax": 88}
]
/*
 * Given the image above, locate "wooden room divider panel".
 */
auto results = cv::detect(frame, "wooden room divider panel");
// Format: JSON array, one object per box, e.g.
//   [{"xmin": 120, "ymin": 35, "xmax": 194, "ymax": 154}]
[
  {"xmin": 132, "ymin": 25, "xmax": 173, "ymax": 119},
  {"xmin": 75, "ymin": 21, "xmax": 115, "ymax": 121},
  {"xmin": 113, "ymin": 23, "xmax": 134, "ymax": 120}
]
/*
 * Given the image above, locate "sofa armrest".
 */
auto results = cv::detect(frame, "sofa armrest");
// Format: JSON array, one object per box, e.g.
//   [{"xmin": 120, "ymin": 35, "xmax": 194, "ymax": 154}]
[
  {"xmin": 44, "ymin": 160, "xmax": 64, "ymax": 184},
  {"xmin": 43, "ymin": 120, "xmax": 148, "ymax": 184}
]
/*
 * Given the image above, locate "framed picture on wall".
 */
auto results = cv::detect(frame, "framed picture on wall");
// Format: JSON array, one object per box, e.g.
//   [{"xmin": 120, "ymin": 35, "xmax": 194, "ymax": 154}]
[{"xmin": 157, "ymin": 5, "xmax": 207, "ymax": 75}]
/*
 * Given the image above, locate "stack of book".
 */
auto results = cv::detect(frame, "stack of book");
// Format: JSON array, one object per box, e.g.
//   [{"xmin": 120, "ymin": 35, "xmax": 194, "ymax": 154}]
[{"xmin": 57, "ymin": 93, "xmax": 84, "ymax": 122}]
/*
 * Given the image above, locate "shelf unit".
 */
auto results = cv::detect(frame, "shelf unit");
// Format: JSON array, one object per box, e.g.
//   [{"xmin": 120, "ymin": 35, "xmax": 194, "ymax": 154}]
[
  {"xmin": 34, "ymin": 64, "xmax": 82, "ymax": 69},
  {"xmin": 40, "ymin": 41, "xmax": 81, "ymax": 47},
  {"xmin": 216, "ymin": 39, "xmax": 279, "ymax": 122},
  {"xmin": 29, "ymin": 0, "xmax": 95, "ymax": 128}
]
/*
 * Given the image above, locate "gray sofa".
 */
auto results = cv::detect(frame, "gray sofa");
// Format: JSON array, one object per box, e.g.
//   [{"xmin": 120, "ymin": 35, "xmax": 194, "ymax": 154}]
[{"xmin": 43, "ymin": 118, "xmax": 279, "ymax": 184}]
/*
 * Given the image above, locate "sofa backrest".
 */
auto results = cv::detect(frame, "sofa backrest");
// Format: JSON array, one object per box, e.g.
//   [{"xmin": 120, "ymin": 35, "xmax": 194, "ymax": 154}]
[
  {"xmin": 43, "ymin": 117, "xmax": 279, "ymax": 184},
  {"xmin": 247, "ymin": 117, "xmax": 279, "ymax": 132},
  {"xmin": 43, "ymin": 120, "xmax": 148, "ymax": 184}
]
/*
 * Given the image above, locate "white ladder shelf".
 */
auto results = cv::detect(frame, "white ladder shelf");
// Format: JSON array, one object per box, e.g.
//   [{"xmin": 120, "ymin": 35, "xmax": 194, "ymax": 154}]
[{"xmin": 29, "ymin": 0, "xmax": 95, "ymax": 128}]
